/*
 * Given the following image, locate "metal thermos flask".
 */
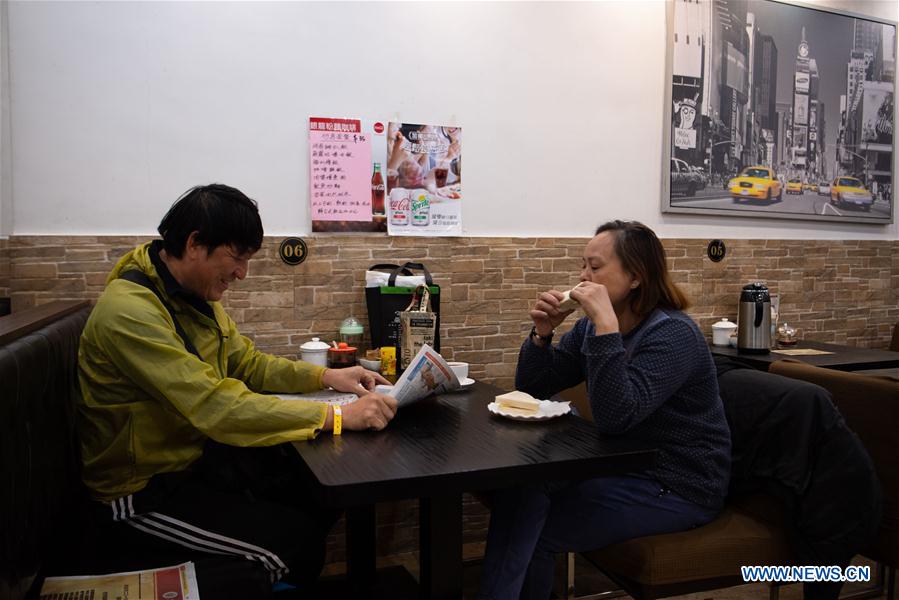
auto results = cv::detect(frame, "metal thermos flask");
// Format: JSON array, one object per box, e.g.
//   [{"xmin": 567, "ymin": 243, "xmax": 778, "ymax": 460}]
[{"xmin": 737, "ymin": 282, "xmax": 771, "ymax": 354}]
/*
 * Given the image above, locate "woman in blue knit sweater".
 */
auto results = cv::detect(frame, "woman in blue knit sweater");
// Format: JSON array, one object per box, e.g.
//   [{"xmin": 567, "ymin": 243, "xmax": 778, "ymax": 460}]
[{"xmin": 478, "ymin": 220, "xmax": 731, "ymax": 600}]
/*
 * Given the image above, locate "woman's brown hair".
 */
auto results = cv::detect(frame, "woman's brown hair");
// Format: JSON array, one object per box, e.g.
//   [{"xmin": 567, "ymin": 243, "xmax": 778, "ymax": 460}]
[{"xmin": 595, "ymin": 220, "xmax": 689, "ymax": 315}]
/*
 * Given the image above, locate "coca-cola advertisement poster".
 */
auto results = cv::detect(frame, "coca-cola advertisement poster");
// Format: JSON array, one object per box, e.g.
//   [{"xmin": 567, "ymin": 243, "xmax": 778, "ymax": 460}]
[
  {"xmin": 386, "ymin": 122, "xmax": 462, "ymax": 236},
  {"xmin": 309, "ymin": 116, "xmax": 388, "ymax": 233}
]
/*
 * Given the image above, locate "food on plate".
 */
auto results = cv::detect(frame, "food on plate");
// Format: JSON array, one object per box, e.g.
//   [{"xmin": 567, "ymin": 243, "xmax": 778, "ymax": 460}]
[
  {"xmin": 365, "ymin": 348, "xmax": 381, "ymax": 360},
  {"xmin": 495, "ymin": 390, "xmax": 541, "ymax": 415}
]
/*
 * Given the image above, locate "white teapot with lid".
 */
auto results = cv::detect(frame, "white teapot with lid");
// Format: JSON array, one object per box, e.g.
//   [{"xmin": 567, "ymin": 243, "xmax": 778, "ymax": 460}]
[
  {"xmin": 299, "ymin": 337, "xmax": 329, "ymax": 367},
  {"xmin": 711, "ymin": 318, "xmax": 737, "ymax": 347}
]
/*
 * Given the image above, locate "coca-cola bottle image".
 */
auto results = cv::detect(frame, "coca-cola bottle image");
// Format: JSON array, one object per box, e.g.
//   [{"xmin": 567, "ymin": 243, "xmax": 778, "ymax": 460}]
[{"xmin": 371, "ymin": 163, "xmax": 385, "ymax": 217}]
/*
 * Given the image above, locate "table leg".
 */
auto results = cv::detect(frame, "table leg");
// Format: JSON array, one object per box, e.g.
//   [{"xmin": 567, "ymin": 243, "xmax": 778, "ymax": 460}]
[
  {"xmin": 419, "ymin": 493, "xmax": 463, "ymax": 600},
  {"xmin": 346, "ymin": 504, "xmax": 377, "ymax": 594}
]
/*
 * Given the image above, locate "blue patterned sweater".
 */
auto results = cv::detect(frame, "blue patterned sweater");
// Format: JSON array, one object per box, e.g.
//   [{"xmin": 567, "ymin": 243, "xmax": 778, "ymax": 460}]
[{"xmin": 516, "ymin": 308, "xmax": 731, "ymax": 509}]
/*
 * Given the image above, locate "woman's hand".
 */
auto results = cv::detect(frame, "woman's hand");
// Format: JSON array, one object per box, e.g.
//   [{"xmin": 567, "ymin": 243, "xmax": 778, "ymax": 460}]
[
  {"xmin": 569, "ymin": 282, "xmax": 619, "ymax": 335},
  {"xmin": 322, "ymin": 366, "xmax": 390, "ymax": 396},
  {"xmin": 530, "ymin": 290, "xmax": 574, "ymax": 338},
  {"xmin": 387, "ymin": 129, "xmax": 414, "ymax": 170}
]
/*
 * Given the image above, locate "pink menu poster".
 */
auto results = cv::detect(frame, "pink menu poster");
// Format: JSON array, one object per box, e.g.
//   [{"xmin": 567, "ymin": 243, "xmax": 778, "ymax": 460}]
[{"xmin": 309, "ymin": 117, "xmax": 372, "ymax": 222}]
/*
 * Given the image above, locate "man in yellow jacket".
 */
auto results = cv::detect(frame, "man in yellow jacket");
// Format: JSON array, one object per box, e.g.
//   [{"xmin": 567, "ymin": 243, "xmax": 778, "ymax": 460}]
[{"xmin": 77, "ymin": 183, "xmax": 396, "ymax": 595}]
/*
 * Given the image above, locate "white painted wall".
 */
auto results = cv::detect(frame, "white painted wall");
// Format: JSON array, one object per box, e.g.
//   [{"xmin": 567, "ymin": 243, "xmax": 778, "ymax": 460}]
[
  {"xmin": 4, "ymin": 0, "xmax": 897, "ymax": 239},
  {"xmin": 0, "ymin": 0, "xmax": 11, "ymax": 238}
]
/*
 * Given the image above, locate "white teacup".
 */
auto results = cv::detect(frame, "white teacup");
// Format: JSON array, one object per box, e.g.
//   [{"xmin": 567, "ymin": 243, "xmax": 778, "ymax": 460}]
[{"xmin": 448, "ymin": 361, "xmax": 469, "ymax": 381}]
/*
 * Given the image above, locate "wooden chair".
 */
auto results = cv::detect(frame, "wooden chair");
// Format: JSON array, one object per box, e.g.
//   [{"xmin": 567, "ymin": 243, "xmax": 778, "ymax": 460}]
[
  {"xmin": 768, "ymin": 360, "xmax": 898, "ymax": 600},
  {"xmin": 557, "ymin": 365, "xmax": 894, "ymax": 600},
  {"xmin": 557, "ymin": 384, "xmax": 793, "ymax": 600}
]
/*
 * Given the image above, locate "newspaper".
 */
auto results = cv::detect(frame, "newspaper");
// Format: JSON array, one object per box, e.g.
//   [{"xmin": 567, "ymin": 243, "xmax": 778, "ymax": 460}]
[
  {"xmin": 274, "ymin": 389, "xmax": 359, "ymax": 405},
  {"xmin": 382, "ymin": 343, "xmax": 460, "ymax": 407},
  {"xmin": 274, "ymin": 344, "xmax": 459, "ymax": 408},
  {"xmin": 40, "ymin": 561, "xmax": 199, "ymax": 599},
  {"xmin": 771, "ymin": 348, "xmax": 835, "ymax": 356}
]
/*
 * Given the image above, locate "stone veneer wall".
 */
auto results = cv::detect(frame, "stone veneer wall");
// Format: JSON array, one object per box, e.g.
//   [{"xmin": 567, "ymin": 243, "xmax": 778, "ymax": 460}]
[
  {"xmin": 0, "ymin": 237, "xmax": 9, "ymax": 300},
  {"xmin": 7, "ymin": 235, "xmax": 898, "ymax": 363},
  {"xmin": 5, "ymin": 234, "xmax": 899, "ymax": 563}
]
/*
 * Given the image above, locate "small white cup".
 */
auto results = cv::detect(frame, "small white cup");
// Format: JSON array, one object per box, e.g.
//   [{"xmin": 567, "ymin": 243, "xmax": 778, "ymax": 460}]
[{"xmin": 448, "ymin": 361, "xmax": 469, "ymax": 381}]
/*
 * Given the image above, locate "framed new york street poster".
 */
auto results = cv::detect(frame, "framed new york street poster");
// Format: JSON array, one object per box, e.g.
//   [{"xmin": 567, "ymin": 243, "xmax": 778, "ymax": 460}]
[{"xmin": 661, "ymin": 0, "xmax": 896, "ymax": 224}]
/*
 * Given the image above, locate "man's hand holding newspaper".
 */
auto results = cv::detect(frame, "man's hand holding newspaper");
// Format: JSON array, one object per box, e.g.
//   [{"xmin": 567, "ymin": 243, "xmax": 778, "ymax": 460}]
[
  {"xmin": 376, "ymin": 344, "xmax": 460, "ymax": 407},
  {"xmin": 275, "ymin": 344, "xmax": 458, "ymax": 427}
]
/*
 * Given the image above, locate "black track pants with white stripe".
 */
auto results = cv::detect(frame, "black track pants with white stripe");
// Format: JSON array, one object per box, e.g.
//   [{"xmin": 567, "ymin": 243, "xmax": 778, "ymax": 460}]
[{"xmin": 86, "ymin": 441, "xmax": 340, "ymax": 594}]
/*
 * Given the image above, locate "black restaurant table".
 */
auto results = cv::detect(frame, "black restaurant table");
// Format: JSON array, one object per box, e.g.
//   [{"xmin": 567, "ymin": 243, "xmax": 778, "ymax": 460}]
[
  {"xmin": 710, "ymin": 339, "xmax": 899, "ymax": 372},
  {"xmin": 855, "ymin": 366, "xmax": 899, "ymax": 378},
  {"xmin": 292, "ymin": 381, "xmax": 657, "ymax": 600}
]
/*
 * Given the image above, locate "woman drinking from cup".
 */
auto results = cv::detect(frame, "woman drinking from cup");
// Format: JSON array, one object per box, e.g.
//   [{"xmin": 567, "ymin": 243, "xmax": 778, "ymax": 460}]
[{"xmin": 477, "ymin": 220, "xmax": 731, "ymax": 600}]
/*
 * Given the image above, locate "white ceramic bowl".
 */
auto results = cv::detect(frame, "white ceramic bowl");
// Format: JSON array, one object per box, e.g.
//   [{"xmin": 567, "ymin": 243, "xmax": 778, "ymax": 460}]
[{"xmin": 359, "ymin": 358, "xmax": 382, "ymax": 372}]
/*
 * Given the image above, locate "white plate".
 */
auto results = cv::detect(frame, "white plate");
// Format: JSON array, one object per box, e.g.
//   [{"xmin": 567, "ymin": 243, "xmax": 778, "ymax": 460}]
[
  {"xmin": 445, "ymin": 378, "xmax": 475, "ymax": 393},
  {"xmin": 487, "ymin": 400, "xmax": 571, "ymax": 421}
]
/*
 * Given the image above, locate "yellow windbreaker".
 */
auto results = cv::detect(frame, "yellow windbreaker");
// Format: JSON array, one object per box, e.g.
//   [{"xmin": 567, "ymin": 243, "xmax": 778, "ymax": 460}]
[{"xmin": 77, "ymin": 242, "xmax": 328, "ymax": 501}]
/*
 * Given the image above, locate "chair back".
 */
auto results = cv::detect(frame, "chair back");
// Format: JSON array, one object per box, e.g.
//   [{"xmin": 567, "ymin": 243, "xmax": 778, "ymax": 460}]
[
  {"xmin": 558, "ymin": 383, "xmax": 593, "ymax": 422},
  {"xmin": 579, "ymin": 362, "xmax": 884, "ymax": 600},
  {"xmin": 769, "ymin": 359, "xmax": 899, "ymax": 569}
]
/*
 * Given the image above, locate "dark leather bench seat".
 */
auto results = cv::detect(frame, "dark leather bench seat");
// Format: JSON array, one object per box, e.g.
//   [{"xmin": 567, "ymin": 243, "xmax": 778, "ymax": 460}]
[
  {"xmin": 1, "ymin": 301, "xmax": 92, "ymax": 599},
  {"xmin": 1, "ymin": 301, "xmax": 274, "ymax": 599}
]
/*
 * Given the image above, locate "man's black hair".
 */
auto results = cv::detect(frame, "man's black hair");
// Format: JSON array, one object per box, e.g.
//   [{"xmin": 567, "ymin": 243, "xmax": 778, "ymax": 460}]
[{"xmin": 158, "ymin": 184, "xmax": 264, "ymax": 258}]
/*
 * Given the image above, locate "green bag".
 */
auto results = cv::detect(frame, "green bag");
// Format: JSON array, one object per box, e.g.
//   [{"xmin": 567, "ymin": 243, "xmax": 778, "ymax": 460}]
[{"xmin": 365, "ymin": 262, "xmax": 440, "ymax": 352}]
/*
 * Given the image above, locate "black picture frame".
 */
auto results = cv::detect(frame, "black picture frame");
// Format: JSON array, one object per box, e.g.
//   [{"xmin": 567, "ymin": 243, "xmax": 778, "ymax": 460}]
[{"xmin": 662, "ymin": 0, "xmax": 896, "ymax": 224}]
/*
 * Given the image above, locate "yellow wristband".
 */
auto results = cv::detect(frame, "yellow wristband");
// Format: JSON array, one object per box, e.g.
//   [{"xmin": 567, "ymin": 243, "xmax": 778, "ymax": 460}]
[{"xmin": 332, "ymin": 404, "xmax": 342, "ymax": 436}]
